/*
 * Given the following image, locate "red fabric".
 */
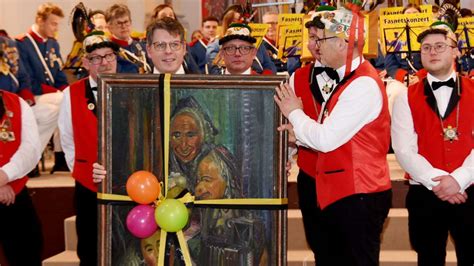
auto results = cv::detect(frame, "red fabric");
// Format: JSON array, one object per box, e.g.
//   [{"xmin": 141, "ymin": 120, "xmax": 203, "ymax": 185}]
[
  {"xmin": 70, "ymin": 79, "xmax": 98, "ymax": 192},
  {"xmin": 294, "ymin": 64, "xmax": 320, "ymax": 178},
  {"xmin": 17, "ymin": 89, "xmax": 35, "ymax": 105},
  {"xmin": 394, "ymin": 68, "xmax": 408, "ymax": 82},
  {"xmin": 0, "ymin": 90, "xmax": 28, "ymax": 194},
  {"xmin": 41, "ymin": 83, "xmax": 58, "ymax": 94},
  {"xmin": 316, "ymin": 61, "xmax": 391, "ymax": 209},
  {"xmin": 407, "ymin": 77, "xmax": 474, "ymax": 175},
  {"xmin": 110, "ymin": 36, "xmax": 129, "ymax": 48},
  {"xmin": 27, "ymin": 29, "xmax": 46, "ymax": 43}
]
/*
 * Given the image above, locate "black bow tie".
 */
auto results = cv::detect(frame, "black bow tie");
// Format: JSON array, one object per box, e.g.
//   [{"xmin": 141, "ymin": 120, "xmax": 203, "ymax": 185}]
[
  {"xmin": 431, "ymin": 78, "xmax": 455, "ymax": 90},
  {"xmin": 313, "ymin": 66, "xmax": 340, "ymax": 83},
  {"xmin": 91, "ymin": 86, "xmax": 97, "ymax": 91}
]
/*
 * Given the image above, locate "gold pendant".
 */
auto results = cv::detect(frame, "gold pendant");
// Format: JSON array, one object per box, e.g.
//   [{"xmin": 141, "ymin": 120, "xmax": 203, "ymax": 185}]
[
  {"xmin": 443, "ymin": 125, "xmax": 458, "ymax": 142},
  {"xmin": 322, "ymin": 83, "xmax": 333, "ymax": 94},
  {"xmin": 0, "ymin": 128, "xmax": 15, "ymax": 142}
]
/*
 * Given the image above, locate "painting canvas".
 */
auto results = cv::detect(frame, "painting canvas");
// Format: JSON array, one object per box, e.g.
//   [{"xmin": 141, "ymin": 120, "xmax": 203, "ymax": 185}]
[{"xmin": 97, "ymin": 74, "xmax": 288, "ymax": 266}]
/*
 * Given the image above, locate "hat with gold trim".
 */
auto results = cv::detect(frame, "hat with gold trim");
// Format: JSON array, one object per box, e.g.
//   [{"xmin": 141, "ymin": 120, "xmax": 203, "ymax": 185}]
[
  {"xmin": 219, "ymin": 23, "xmax": 256, "ymax": 46},
  {"xmin": 83, "ymin": 31, "xmax": 119, "ymax": 54}
]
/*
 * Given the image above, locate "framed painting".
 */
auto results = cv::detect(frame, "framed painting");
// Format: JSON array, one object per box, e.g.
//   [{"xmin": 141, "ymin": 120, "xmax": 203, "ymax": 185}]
[{"xmin": 97, "ymin": 74, "xmax": 288, "ymax": 266}]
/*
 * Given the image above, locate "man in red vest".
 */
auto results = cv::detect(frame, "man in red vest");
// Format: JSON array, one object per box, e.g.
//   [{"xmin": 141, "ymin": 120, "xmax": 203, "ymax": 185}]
[
  {"xmin": 58, "ymin": 31, "xmax": 119, "ymax": 265},
  {"xmin": 0, "ymin": 90, "xmax": 43, "ymax": 265},
  {"xmin": 275, "ymin": 6, "xmax": 392, "ymax": 265},
  {"xmin": 283, "ymin": 6, "xmax": 341, "ymax": 263},
  {"xmin": 391, "ymin": 22, "xmax": 474, "ymax": 266}
]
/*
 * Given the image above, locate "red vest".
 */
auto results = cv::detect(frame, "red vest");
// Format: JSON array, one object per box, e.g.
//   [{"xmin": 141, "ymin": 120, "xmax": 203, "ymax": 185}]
[
  {"xmin": 316, "ymin": 61, "xmax": 392, "ymax": 209},
  {"xmin": 0, "ymin": 90, "xmax": 28, "ymax": 194},
  {"xmin": 407, "ymin": 77, "xmax": 474, "ymax": 173},
  {"xmin": 294, "ymin": 64, "xmax": 321, "ymax": 178},
  {"xmin": 70, "ymin": 78, "xmax": 98, "ymax": 192}
]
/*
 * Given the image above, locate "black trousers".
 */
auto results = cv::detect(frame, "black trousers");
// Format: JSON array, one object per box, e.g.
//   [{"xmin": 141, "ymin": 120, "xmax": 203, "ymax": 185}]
[
  {"xmin": 74, "ymin": 181, "xmax": 98, "ymax": 266},
  {"xmin": 0, "ymin": 187, "xmax": 43, "ymax": 266},
  {"xmin": 406, "ymin": 185, "xmax": 474, "ymax": 266},
  {"xmin": 297, "ymin": 170, "xmax": 323, "ymax": 262}
]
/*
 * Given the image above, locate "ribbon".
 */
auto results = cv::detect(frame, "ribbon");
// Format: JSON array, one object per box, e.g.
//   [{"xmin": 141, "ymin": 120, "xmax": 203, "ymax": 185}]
[{"xmin": 344, "ymin": 3, "xmax": 365, "ymax": 78}]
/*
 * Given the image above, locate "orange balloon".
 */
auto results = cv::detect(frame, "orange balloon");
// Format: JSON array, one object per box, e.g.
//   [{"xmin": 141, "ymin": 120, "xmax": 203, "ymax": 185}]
[{"xmin": 126, "ymin": 171, "xmax": 161, "ymax": 204}]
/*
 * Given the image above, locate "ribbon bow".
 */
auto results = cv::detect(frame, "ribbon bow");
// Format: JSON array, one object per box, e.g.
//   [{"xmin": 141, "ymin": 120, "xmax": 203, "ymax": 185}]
[{"xmin": 432, "ymin": 78, "xmax": 455, "ymax": 90}]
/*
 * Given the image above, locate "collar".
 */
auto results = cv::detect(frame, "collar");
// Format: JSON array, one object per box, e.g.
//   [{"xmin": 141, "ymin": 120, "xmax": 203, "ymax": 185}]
[
  {"xmin": 335, "ymin": 56, "xmax": 364, "ymax": 82},
  {"xmin": 427, "ymin": 71, "xmax": 457, "ymax": 88},
  {"xmin": 263, "ymin": 36, "xmax": 276, "ymax": 46},
  {"xmin": 225, "ymin": 68, "xmax": 252, "ymax": 75},
  {"xmin": 30, "ymin": 25, "xmax": 48, "ymax": 43},
  {"xmin": 89, "ymin": 76, "xmax": 98, "ymax": 88},
  {"xmin": 110, "ymin": 36, "xmax": 132, "ymax": 47},
  {"xmin": 153, "ymin": 65, "xmax": 185, "ymax": 74},
  {"xmin": 200, "ymin": 38, "xmax": 209, "ymax": 46}
]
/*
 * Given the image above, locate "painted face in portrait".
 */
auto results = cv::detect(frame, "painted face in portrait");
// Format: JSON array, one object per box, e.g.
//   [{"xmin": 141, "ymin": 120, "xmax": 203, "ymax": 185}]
[
  {"xmin": 195, "ymin": 152, "xmax": 227, "ymax": 200},
  {"xmin": 170, "ymin": 112, "xmax": 204, "ymax": 163},
  {"xmin": 141, "ymin": 230, "xmax": 160, "ymax": 266}
]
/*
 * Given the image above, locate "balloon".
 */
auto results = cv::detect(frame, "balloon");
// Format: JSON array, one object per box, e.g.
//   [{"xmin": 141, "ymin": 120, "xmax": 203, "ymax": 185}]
[
  {"xmin": 126, "ymin": 205, "xmax": 158, "ymax": 238},
  {"xmin": 126, "ymin": 170, "xmax": 161, "ymax": 204},
  {"xmin": 155, "ymin": 199, "xmax": 189, "ymax": 232}
]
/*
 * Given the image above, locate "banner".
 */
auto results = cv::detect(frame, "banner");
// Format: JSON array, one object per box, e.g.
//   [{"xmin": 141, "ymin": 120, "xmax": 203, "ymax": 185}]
[
  {"xmin": 380, "ymin": 12, "xmax": 432, "ymax": 53},
  {"xmin": 248, "ymin": 23, "xmax": 269, "ymax": 49},
  {"xmin": 456, "ymin": 17, "xmax": 474, "ymax": 51},
  {"xmin": 277, "ymin": 14, "xmax": 304, "ymax": 59}
]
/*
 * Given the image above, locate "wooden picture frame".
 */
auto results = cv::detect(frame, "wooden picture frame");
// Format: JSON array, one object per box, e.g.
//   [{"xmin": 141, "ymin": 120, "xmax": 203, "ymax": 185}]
[{"xmin": 97, "ymin": 74, "xmax": 288, "ymax": 266}]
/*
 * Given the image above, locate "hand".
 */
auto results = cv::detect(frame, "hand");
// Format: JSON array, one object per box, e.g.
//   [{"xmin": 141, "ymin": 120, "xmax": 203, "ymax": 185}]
[
  {"xmin": 274, "ymin": 82, "xmax": 303, "ymax": 118},
  {"xmin": 0, "ymin": 169, "xmax": 9, "ymax": 187},
  {"xmin": 278, "ymin": 123, "xmax": 296, "ymax": 143},
  {"xmin": 0, "ymin": 185, "xmax": 15, "ymax": 206},
  {"xmin": 446, "ymin": 192, "xmax": 468, "ymax": 205},
  {"xmin": 432, "ymin": 175, "xmax": 461, "ymax": 201},
  {"xmin": 92, "ymin": 163, "xmax": 107, "ymax": 183},
  {"xmin": 285, "ymin": 161, "xmax": 292, "ymax": 177}
]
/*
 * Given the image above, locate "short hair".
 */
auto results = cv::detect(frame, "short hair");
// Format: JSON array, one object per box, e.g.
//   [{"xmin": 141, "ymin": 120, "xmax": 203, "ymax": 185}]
[
  {"xmin": 202, "ymin": 16, "xmax": 219, "ymax": 25},
  {"xmin": 36, "ymin": 2, "xmax": 64, "ymax": 21},
  {"xmin": 431, "ymin": 5, "xmax": 440, "ymax": 13},
  {"xmin": 417, "ymin": 28, "xmax": 454, "ymax": 45},
  {"xmin": 151, "ymin": 4, "xmax": 177, "ymax": 20},
  {"xmin": 402, "ymin": 3, "xmax": 421, "ymax": 13},
  {"xmin": 460, "ymin": 8, "xmax": 473, "ymax": 18},
  {"xmin": 146, "ymin": 17, "xmax": 185, "ymax": 45},
  {"xmin": 89, "ymin": 10, "xmax": 105, "ymax": 18},
  {"xmin": 105, "ymin": 4, "xmax": 131, "ymax": 23}
]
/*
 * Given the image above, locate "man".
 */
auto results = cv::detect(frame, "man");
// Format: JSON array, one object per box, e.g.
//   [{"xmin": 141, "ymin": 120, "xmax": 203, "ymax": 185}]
[
  {"xmin": 58, "ymin": 31, "xmax": 117, "ymax": 265},
  {"xmin": 15, "ymin": 2, "xmax": 68, "ymax": 173},
  {"xmin": 391, "ymin": 22, "xmax": 474, "ymax": 266},
  {"xmin": 105, "ymin": 4, "xmax": 151, "ymax": 74},
  {"xmin": 0, "ymin": 89, "xmax": 43, "ymax": 266},
  {"xmin": 146, "ymin": 17, "xmax": 199, "ymax": 74},
  {"xmin": 281, "ymin": 5, "xmax": 340, "ymax": 261},
  {"xmin": 275, "ymin": 7, "xmax": 392, "ymax": 265},
  {"xmin": 261, "ymin": 11, "xmax": 287, "ymax": 72},
  {"xmin": 189, "ymin": 16, "xmax": 219, "ymax": 73},
  {"xmin": 219, "ymin": 23, "xmax": 271, "ymax": 75}
]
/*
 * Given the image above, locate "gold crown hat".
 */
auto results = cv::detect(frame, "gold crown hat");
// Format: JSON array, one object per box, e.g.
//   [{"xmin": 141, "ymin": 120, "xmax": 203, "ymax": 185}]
[
  {"xmin": 219, "ymin": 23, "xmax": 257, "ymax": 46},
  {"xmin": 83, "ymin": 31, "xmax": 119, "ymax": 53},
  {"xmin": 417, "ymin": 21, "xmax": 457, "ymax": 44}
]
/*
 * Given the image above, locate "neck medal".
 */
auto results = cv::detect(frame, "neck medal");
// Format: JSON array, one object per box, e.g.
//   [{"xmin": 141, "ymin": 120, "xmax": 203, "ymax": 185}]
[{"xmin": 443, "ymin": 125, "xmax": 458, "ymax": 142}]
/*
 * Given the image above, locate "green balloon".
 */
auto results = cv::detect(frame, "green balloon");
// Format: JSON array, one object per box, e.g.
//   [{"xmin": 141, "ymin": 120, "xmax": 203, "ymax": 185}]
[{"xmin": 155, "ymin": 199, "xmax": 189, "ymax": 232}]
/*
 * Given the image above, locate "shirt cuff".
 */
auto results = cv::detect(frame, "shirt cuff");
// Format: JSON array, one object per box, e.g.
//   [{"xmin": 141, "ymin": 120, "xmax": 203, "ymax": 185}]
[
  {"xmin": 450, "ymin": 167, "xmax": 472, "ymax": 192},
  {"xmin": 417, "ymin": 168, "xmax": 450, "ymax": 190},
  {"xmin": 1, "ymin": 165, "xmax": 18, "ymax": 182}
]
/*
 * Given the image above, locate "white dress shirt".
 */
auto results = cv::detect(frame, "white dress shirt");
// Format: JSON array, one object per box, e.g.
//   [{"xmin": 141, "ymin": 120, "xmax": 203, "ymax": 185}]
[
  {"xmin": 2, "ymin": 98, "xmax": 42, "ymax": 181},
  {"xmin": 153, "ymin": 65, "xmax": 185, "ymax": 74},
  {"xmin": 58, "ymin": 76, "xmax": 98, "ymax": 171},
  {"xmin": 225, "ymin": 68, "xmax": 252, "ymax": 75},
  {"xmin": 391, "ymin": 71, "xmax": 473, "ymax": 191},
  {"xmin": 288, "ymin": 57, "xmax": 383, "ymax": 153}
]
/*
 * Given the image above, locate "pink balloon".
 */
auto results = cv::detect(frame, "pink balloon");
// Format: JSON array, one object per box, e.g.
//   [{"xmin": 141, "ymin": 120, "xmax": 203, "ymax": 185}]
[{"xmin": 126, "ymin": 205, "xmax": 158, "ymax": 238}]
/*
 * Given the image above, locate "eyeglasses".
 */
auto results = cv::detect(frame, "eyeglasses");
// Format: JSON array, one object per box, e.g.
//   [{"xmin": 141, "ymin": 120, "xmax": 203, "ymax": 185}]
[
  {"xmin": 151, "ymin": 41, "xmax": 184, "ymax": 52},
  {"xmin": 87, "ymin": 53, "xmax": 116, "ymax": 65},
  {"xmin": 112, "ymin": 19, "xmax": 131, "ymax": 27},
  {"xmin": 222, "ymin": 45, "xmax": 255, "ymax": 56},
  {"xmin": 309, "ymin": 35, "xmax": 337, "ymax": 47},
  {"xmin": 420, "ymin": 42, "xmax": 455, "ymax": 54}
]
